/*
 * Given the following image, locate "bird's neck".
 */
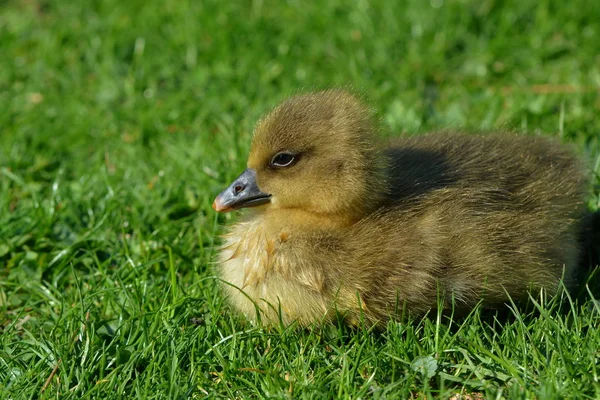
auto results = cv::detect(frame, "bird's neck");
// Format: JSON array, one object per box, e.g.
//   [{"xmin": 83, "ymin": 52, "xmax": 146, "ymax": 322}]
[{"xmin": 249, "ymin": 207, "xmax": 356, "ymax": 232}]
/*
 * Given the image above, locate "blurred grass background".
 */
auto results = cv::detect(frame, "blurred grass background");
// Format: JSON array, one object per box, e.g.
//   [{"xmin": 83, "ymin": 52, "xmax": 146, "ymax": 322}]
[{"xmin": 1, "ymin": 0, "xmax": 599, "ymax": 397}]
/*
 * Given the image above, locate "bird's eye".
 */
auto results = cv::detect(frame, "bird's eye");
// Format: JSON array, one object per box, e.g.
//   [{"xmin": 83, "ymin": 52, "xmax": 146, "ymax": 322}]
[{"xmin": 270, "ymin": 152, "xmax": 297, "ymax": 168}]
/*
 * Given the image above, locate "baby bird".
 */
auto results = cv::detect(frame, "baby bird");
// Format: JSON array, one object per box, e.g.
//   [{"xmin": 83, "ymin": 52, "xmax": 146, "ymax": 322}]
[{"xmin": 213, "ymin": 90, "xmax": 588, "ymax": 326}]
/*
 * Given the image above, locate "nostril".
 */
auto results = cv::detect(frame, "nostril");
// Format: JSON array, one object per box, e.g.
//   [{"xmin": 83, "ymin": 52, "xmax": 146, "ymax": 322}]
[{"xmin": 233, "ymin": 184, "xmax": 244, "ymax": 194}]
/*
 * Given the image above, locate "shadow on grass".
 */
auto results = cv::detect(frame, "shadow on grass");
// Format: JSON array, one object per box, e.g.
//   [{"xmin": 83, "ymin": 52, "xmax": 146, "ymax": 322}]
[{"xmin": 578, "ymin": 209, "xmax": 600, "ymax": 300}]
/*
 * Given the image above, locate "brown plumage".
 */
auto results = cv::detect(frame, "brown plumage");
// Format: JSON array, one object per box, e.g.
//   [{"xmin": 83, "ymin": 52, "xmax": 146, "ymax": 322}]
[{"xmin": 213, "ymin": 90, "xmax": 588, "ymax": 326}]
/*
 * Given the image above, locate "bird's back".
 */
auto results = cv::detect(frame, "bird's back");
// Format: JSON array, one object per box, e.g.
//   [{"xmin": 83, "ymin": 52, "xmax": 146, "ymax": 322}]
[
  {"xmin": 383, "ymin": 133, "xmax": 586, "ymax": 209},
  {"xmin": 341, "ymin": 133, "xmax": 589, "ymax": 319}
]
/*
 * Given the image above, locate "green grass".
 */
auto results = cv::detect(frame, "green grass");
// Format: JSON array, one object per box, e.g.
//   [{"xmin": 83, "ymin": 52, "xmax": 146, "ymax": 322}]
[{"xmin": 1, "ymin": 0, "xmax": 600, "ymax": 398}]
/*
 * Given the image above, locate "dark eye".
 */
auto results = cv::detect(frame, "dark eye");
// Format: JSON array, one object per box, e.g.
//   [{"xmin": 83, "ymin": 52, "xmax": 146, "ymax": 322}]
[{"xmin": 270, "ymin": 152, "xmax": 297, "ymax": 168}]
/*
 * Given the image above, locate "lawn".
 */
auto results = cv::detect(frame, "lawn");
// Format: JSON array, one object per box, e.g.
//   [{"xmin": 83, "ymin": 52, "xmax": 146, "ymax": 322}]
[{"xmin": 1, "ymin": 0, "xmax": 600, "ymax": 398}]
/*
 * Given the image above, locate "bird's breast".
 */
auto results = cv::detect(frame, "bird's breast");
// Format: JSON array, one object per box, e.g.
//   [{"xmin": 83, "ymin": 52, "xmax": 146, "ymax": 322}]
[
  {"xmin": 217, "ymin": 218, "xmax": 330, "ymax": 324},
  {"xmin": 219, "ymin": 219, "xmax": 280, "ymax": 289}
]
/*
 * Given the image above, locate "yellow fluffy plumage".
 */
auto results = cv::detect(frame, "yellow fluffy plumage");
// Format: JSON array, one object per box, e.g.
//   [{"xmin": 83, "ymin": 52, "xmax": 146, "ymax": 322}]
[{"xmin": 213, "ymin": 90, "xmax": 588, "ymax": 326}]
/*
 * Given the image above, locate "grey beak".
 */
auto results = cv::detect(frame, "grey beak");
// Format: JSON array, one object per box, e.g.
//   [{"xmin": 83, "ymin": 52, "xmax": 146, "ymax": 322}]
[{"xmin": 212, "ymin": 168, "xmax": 271, "ymax": 212}]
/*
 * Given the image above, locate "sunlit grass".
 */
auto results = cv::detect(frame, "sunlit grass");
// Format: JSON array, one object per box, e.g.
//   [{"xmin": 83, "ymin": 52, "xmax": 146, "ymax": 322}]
[{"xmin": 1, "ymin": 0, "xmax": 599, "ymax": 397}]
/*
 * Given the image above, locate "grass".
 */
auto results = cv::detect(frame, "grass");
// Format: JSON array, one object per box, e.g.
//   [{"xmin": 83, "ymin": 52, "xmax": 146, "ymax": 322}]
[{"xmin": 1, "ymin": 0, "xmax": 600, "ymax": 397}]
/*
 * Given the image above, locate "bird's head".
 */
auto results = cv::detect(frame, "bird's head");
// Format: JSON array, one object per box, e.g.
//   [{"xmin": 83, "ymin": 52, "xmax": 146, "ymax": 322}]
[{"xmin": 213, "ymin": 90, "xmax": 386, "ymax": 220}]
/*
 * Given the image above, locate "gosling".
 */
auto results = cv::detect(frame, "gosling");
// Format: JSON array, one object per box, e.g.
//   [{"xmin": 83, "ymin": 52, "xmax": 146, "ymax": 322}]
[{"xmin": 213, "ymin": 90, "xmax": 588, "ymax": 326}]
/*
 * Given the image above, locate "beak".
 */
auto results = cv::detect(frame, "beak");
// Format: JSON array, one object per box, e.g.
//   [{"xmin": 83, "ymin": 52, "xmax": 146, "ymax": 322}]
[{"xmin": 212, "ymin": 168, "xmax": 271, "ymax": 212}]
